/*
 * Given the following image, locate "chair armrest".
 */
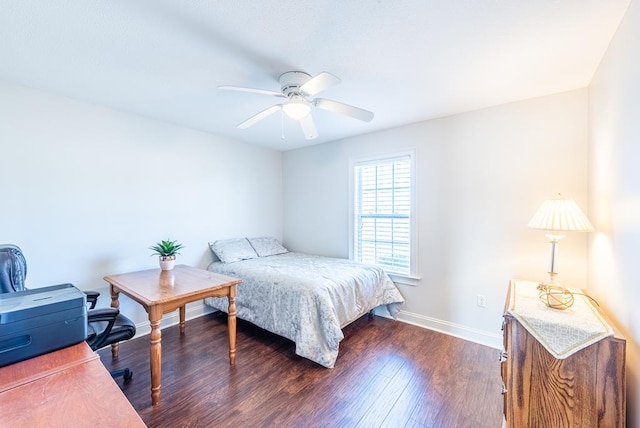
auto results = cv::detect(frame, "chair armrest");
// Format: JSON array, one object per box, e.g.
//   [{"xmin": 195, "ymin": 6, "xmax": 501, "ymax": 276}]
[
  {"xmin": 86, "ymin": 307, "xmax": 120, "ymax": 351},
  {"xmin": 87, "ymin": 307, "xmax": 119, "ymax": 322},
  {"xmin": 84, "ymin": 290, "xmax": 100, "ymax": 309}
]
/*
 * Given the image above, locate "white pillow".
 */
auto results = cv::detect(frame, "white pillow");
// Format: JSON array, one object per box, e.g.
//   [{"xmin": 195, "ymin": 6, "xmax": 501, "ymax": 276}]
[
  {"xmin": 209, "ymin": 238, "xmax": 258, "ymax": 263},
  {"xmin": 248, "ymin": 237, "xmax": 288, "ymax": 257}
]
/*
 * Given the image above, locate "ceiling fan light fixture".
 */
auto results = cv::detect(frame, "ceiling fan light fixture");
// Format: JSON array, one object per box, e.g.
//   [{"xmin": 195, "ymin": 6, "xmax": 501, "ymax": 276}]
[
  {"xmin": 220, "ymin": 71, "xmax": 374, "ymax": 139},
  {"xmin": 282, "ymin": 95, "xmax": 311, "ymax": 120}
]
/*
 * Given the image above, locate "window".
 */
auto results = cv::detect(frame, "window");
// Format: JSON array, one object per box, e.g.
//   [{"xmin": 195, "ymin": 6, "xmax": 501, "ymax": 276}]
[{"xmin": 351, "ymin": 152, "xmax": 416, "ymax": 280}]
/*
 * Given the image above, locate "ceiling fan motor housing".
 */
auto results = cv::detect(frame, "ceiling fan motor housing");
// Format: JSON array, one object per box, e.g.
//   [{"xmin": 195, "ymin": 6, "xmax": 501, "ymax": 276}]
[{"xmin": 279, "ymin": 71, "xmax": 311, "ymax": 97}]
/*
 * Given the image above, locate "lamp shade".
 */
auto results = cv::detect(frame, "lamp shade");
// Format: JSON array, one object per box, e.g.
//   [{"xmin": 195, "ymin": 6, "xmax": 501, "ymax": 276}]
[{"xmin": 528, "ymin": 194, "xmax": 594, "ymax": 232}]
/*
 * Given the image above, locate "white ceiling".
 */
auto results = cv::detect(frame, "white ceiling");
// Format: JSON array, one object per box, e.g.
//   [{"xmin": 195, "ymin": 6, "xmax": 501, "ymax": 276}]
[{"xmin": 0, "ymin": 1, "xmax": 631, "ymax": 151}]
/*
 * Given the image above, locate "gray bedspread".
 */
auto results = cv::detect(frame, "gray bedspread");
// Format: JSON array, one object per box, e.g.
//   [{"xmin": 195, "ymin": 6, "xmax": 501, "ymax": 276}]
[{"xmin": 204, "ymin": 252, "xmax": 404, "ymax": 367}]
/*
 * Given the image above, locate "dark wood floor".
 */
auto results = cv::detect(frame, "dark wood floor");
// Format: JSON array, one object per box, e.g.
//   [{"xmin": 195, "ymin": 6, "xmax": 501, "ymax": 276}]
[{"xmin": 98, "ymin": 312, "xmax": 503, "ymax": 428}]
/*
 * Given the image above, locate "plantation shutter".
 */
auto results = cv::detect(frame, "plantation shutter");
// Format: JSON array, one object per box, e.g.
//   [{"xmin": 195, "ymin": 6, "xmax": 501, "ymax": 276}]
[{"xmin": 354, "ymin": 156, "xmax": 411, "ymax": 275}]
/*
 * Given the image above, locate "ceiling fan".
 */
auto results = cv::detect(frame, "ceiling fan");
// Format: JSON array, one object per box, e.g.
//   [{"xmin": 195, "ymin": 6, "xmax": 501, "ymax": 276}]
[{"xmin": 218, "ymin": 71, "xmax": 374, "ymax": 140}]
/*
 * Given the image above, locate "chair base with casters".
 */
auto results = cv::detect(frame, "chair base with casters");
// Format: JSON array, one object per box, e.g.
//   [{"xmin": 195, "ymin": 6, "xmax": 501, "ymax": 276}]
[
  {"xmin": 110, "ymin": 367, "xmax": 133, "ymax": 381},
  {"xmin": 0, "ymin": 244, "xmax": 136, "ymax": 381}
]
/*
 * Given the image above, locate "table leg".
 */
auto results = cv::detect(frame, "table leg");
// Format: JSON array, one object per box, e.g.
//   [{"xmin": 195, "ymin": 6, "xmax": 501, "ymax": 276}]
[
  {"xmin": 179, "ymin": 305, "xmax": 186, "ymax": 334},
  {"xmin": 228, "ymin": 285, "xmax": 237, "ymax": 365},
  {"xmin": 110, "ymin": 285, "xmax": 120, "ymax": 359},
  {"xmin": 148, "ymin": 306, "xmax": 162, "ymax": 406}
]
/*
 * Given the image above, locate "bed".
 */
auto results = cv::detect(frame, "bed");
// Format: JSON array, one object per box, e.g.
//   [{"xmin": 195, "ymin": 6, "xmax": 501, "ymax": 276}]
[{"xmin": 203, "ymin": 237, "xmax": 405, "ymax": 368}]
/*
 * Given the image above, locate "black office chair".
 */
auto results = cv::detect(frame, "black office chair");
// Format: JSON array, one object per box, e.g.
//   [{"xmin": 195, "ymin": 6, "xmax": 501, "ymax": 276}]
[{"xmin": 0, "ymin": 244, "xmax": 136, "ymax": 380}]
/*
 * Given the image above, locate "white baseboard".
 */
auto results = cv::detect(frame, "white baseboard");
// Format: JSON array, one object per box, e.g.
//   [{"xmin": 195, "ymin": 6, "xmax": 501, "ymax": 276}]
[
  {"xmin": 131, "ymin": 304, "xmax": 503, "ymax": 350},
  {"xmin": 377, "ymin": 308, "xmax": 503, "ymax": 349}
]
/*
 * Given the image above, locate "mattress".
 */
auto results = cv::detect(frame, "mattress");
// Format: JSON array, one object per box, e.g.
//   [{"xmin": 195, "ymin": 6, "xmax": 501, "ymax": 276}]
[{"xmin": 204, "ymin": 252, "xmax": 404, "ymax": 367}]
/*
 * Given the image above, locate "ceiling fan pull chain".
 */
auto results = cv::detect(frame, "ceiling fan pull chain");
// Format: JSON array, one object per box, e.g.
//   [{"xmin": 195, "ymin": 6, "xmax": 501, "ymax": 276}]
[{"xmin": 281, "ymin": 110, "xmax": 285, "ymax": 140}]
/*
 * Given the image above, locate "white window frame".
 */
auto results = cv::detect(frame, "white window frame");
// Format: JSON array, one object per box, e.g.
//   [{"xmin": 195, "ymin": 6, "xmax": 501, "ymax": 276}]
[{"xmin": 349, "ymin": 149, "xmax": 419, "ymax": 286}]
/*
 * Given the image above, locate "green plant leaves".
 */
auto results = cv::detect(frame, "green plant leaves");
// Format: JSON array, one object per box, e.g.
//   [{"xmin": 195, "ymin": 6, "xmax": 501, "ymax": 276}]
[{"xmin": 149, "ymin": 239, "xmax": 184, "ymax": 257}]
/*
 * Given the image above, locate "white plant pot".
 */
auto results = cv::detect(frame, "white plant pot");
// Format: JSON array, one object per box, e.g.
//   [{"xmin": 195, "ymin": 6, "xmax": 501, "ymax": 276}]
[{"xmin": 159, "ymin": 255, "xmax": 176, "ymax": 271}]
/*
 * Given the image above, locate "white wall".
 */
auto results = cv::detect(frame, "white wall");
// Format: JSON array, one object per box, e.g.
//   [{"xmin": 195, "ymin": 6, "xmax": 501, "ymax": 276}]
[
  {"xmin": 0, "ymin": 81, "xmax": 283, "ymax": 330},
  {"xmin": 588, "ymin": 0, "xmax": 640, "ymax": 425},
  {"xmin": 283, "ymin": 89, "xmax": 589, "ymax": 347}
]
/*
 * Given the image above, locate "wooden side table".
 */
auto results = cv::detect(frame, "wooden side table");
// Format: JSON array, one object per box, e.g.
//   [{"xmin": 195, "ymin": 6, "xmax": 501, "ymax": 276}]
[{"xmin": 104, "ymin": 264, "xmax": 241, "ymax": 406}]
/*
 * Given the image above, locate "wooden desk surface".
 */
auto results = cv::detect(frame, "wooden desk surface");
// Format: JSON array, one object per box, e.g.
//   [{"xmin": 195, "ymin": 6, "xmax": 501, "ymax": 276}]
[
  {"xmin": 104, "ymin": 264, "xmax": 241, "ymax": 312},
  {"xmin": 0, "ymin": 342, "xmax": 146, "ymax": 427}
]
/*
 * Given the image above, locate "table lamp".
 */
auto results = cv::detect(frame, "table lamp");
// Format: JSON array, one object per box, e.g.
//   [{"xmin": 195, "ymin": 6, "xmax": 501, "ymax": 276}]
[{"xmin": 528, "ymin": 193, "xmax": 594, "ymax": 309}]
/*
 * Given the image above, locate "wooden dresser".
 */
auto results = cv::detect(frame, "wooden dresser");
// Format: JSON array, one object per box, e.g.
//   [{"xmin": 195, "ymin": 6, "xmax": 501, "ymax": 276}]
[{"xmin": 501, "ymin": 280, "xmax": 626, "ymax": 428}]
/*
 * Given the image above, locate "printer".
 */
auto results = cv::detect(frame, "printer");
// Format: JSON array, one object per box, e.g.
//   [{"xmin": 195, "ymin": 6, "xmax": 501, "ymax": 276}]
[{"xmin": 0, "ymin": 283, "xmax": 87, "ymax": 367}]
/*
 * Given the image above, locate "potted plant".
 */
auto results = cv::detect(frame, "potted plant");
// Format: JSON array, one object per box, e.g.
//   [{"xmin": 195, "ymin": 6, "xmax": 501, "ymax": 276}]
[{"xmin": 149, "ymin": 239, "xmax": 184, "ymax": 271}]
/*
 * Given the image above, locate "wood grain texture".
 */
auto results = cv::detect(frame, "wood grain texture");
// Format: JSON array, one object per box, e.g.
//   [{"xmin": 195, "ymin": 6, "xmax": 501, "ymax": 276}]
[
  {"xmin": 99, "ymin": 312, "xmax": 504, "ymax": 427},
  {"xmin": 104, "ymin": 264, "xmax": 241, "ymax": 311},
  {"xmin": 502, "ymin": 282, "xmax": 626, "ymax": 428},
  {"xmin": 0, "ymin": 341, "xmax": 96, "ymax": 392},
  {"xmin": 0, "ymin": 342, "xmax": 145, "ymax": 427}
]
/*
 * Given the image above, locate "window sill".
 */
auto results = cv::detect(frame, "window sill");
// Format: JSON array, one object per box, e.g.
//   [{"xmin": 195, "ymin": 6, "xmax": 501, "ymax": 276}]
[{"xmin": 388, "ymin": 273, "xmax": 420, "ymax": 287}]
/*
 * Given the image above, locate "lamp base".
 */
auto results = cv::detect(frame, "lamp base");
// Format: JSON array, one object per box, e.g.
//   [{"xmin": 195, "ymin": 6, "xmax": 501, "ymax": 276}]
[
  {"xmin": 537, "ymin": 283, "xmax": 575, "ymax": 309},
  {"xmin": 546, "ymin": 270, "xmax": 560, "ymax": 286}
]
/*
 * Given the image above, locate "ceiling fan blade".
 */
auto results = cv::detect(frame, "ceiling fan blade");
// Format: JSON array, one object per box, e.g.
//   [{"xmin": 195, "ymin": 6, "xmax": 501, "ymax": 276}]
[
  {"xmin": 300, "ymin": 72, "xmax": 341, "ymax": 97},
  {"xmin": 237, "ymin": 105, "xmax": 282, "ymax": 129},
  {"xmin": 314, "ymin": 98, "xmax": 374, "ymax": 122},
  {"xmin": 218, "ymin": 85, "xmax": 284, "ymax": 97},
  {"xmin": 299, "ymin": 114, "xmax": 318, "ymax": 140}
]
